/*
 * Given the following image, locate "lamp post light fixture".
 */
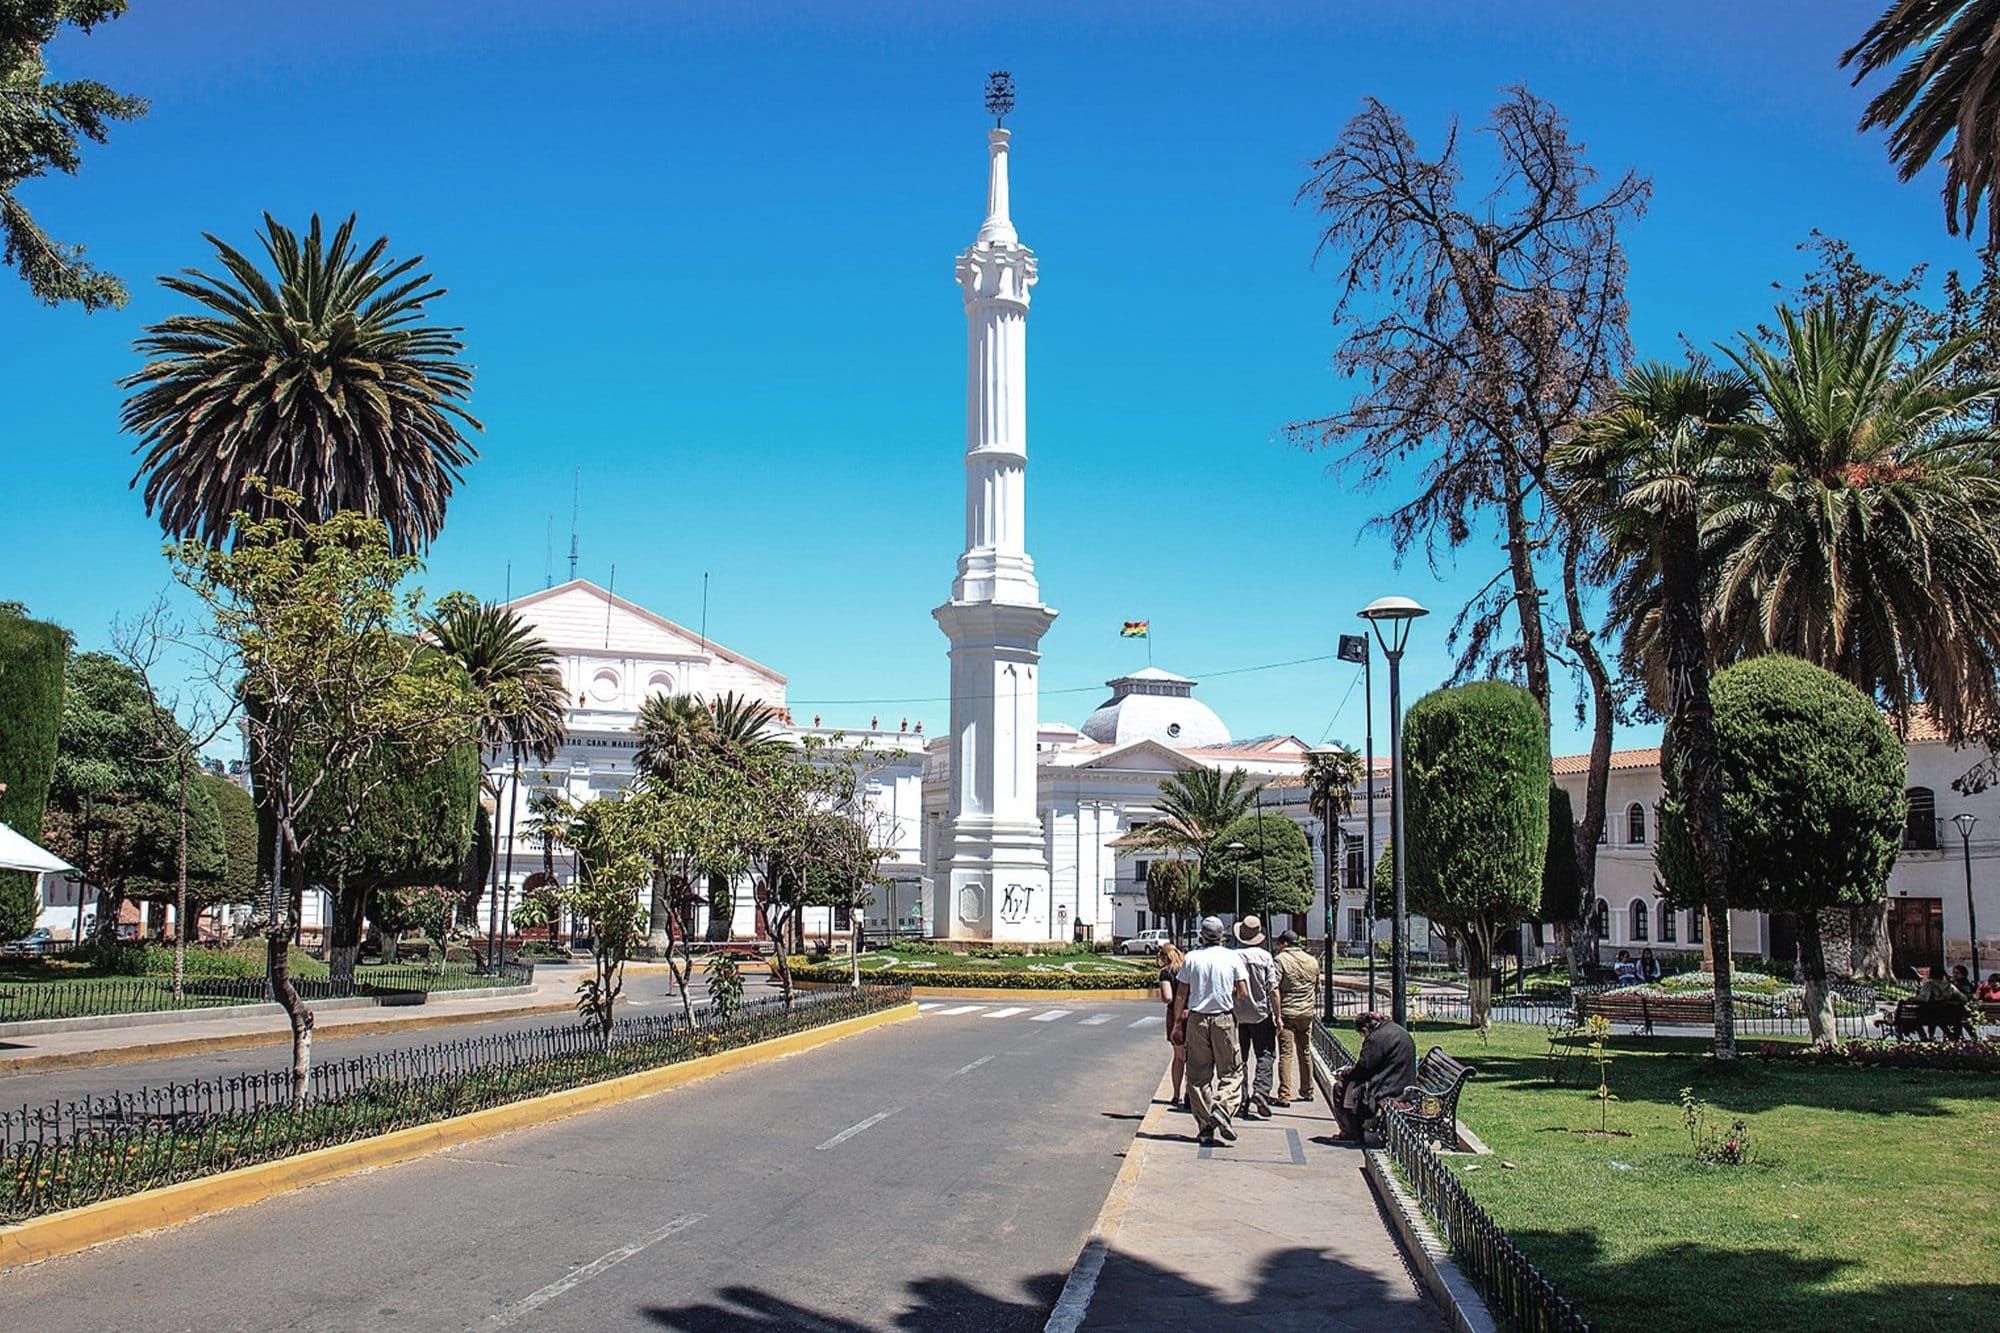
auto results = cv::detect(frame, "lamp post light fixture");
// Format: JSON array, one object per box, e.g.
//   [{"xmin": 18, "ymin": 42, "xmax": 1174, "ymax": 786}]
[
  {"xmin": 1227, "ymin": 840, "xmax": 1248, "ymax": 923},
  {"xmin": 1359, "ymin": 595, "xmax": 1429, "ymax": 1027},
  {"xmin": 1953, "ymin": 812, "xmax": 1981, "ymax": 981}
]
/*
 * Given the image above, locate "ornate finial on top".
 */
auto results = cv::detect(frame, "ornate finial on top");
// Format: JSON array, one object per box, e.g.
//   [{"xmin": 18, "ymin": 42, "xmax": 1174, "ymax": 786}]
[{"xmin": 985, "ymin": 70, "xmax": 1015, "ymax": 126}]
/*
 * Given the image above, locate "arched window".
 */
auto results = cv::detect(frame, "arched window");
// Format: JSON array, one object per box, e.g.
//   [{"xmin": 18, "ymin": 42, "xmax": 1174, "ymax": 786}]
[
  {"xmin": 1660, "ymin": 900, "xmax": 1677, "ymax": 943},
  {"xmin": 1689, "ymin": 905, "xmax": 1704, "ymax": 943},
  {"xmin": 1592, "ymin": 899, "xmax": 1610, "ymax": 941},
  {"xmin": 1904, "ymin": 787, "xmax": 1938, "ymax": 850},
  {"xmin": 1630, "ymin": 898, "xmax": 1649, "ymax": 942},
  {"xmin": 1627, "ymin": 802, "xmax": 1647, "ymax": 845}
]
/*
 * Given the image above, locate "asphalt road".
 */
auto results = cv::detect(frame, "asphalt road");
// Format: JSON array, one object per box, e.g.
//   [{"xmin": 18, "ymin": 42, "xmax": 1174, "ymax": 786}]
[
  {"xmin": 0, "ymin": 967, "xmax": 783, "ymax": 1111},
  {"xmin": 0, "ymin": 1001, "xmax": 1167, "ymax": 1331}
]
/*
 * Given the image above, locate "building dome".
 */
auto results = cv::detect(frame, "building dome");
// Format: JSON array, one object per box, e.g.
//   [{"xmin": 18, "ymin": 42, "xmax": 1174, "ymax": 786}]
[{"xmin": 1079, "ymin": 667, "xmax": 1230, "ymax": 748}]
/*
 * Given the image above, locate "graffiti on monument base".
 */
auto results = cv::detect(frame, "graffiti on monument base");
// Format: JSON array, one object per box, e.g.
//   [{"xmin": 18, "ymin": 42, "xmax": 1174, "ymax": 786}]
[{"xmin": 998, "ymin": 882, "xmax": 1035, "ymax": 926}]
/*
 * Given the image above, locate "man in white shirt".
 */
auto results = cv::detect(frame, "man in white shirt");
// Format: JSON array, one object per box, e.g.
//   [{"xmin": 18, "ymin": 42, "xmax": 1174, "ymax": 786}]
[{"xmin": 1171, "ymin": 916, "xmax": 1251, "ymax": 1147}]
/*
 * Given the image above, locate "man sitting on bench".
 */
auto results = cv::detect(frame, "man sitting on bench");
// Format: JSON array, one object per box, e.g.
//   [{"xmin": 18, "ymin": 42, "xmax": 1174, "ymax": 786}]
[{"xmin": 1330, "ymin": 1010, "xmax": 1418, "ymax": 1143}]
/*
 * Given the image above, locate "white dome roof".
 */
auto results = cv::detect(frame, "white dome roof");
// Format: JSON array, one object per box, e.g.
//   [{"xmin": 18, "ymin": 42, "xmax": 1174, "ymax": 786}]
[{"xmin": 1079, "ymin": 667, "xmax": 1230, "ymax": 748}]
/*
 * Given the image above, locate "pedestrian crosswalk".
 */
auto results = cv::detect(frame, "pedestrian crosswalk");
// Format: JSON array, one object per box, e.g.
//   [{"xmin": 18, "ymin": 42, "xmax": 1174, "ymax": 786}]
[{"xmin": 917, "ymin": 1001, "xmax": 1162, "ymax": 1030}]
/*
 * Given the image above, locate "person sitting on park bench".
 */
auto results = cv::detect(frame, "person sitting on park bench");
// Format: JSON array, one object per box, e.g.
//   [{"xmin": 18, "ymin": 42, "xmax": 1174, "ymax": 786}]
[
  {"xmin": 1329, "ymin": 1011, "xmax": 1417, "ymax": 1144},
  {"xmin": 1614, "ymin": 949, "xmax": 1640, "ymax": 984},
  {"xmin": 1977, "ymin": 973, "xmax": 2000, "ymax": 1004},
  {"xmin": 1949, "ymin": 965, "xmax": 1976, "ymax": 998}
]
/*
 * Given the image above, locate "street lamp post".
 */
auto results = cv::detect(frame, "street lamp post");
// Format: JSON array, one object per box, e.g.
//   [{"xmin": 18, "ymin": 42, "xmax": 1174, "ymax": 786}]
[
  {"xmin": 1227, "ymin": 840, "xmax": 1248, "ymax": 922},
  {"xmin": 1360, "ymin": 595, "xmax": 1428, "ymax": 1028},
  {"xmin": 1953, "ymin": 812, "xmax": 1981, "ymax": 981}
]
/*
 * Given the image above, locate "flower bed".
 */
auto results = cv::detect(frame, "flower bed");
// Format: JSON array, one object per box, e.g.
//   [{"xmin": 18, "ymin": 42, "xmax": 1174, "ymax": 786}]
[{"xmin": 1759, "ymin": 1036, "xmax": 2000, "ymax": 1072}]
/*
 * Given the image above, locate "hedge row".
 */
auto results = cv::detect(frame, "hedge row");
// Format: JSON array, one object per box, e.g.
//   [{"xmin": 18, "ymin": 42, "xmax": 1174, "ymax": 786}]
[{"xmin": 786, "ymin": 962, "xmax": 1151, "ymax": 991}]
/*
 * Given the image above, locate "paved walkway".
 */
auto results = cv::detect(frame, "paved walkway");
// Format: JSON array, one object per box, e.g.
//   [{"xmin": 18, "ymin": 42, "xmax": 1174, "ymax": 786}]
[{"xmin": 1052, "ymin": 1066, "xmax": 1441, "ymax": 1331}]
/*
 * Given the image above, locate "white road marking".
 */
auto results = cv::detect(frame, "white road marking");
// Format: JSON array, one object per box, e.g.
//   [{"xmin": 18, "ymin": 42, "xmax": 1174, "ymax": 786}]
[
  {"xmin": 950, "ymin": 1054, "xmax": 996, "ymax": 1078},
  {"xmin": 490, "ymin": 1214, "xmax": 703, "ymax": 1325},
  {"xmin": 815, "ymin": 1108, "xmax": 902, "ymax": 1151},
  {"xmin": 1080, "ymin": 1014, "xmax": 1114, "ymax": 1026},
  {"xmin": 983, "ymin": 1006, "xmax": 1029, "ymax": 1019},
  {"xmin": 1128, "ymin": 1015, "xmax": 1164, "ymax": 1028},
  {"xmin": 918, "ymin": 1002, "xmax": 943, "ymax": 1011},
  {"xmin": 936, "ymin": 1004, "xmax": 985, "ymax": 1016},
  {"xmin": 1031, "ymin": 1009, "xmax": 1072, "ymax": 1022}
]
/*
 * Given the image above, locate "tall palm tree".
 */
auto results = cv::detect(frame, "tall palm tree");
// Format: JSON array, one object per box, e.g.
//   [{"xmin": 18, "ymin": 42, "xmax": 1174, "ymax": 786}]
[
  {"xmin": 1302, "ymin": 745, "xmax": 1365, "ymax": 947},
  {"xmin": 1129, "ymin": 765, "xmax": 1262, "ymax": 925},
  {"xmin": 1844, "ymin": 1, "xmax": 2000, "ymax": 240},
  {"xmin": 1715, "ymin": 300, "xmax": 2000, "ymax": 740},
  {"xmin": 1711, "ymin": 300, "xmax": 2000, "ymax": 976},
  {"xmin": 1554, "ymin": 359, "xmax": 1757, "ymax": 1062},
  {"xmin": 431, "ymin": 601, "xmax": 567, "ymax": 944},
  {"xmin": 122, "ymin": 213, "xmax": 480, "ymax": 553}
]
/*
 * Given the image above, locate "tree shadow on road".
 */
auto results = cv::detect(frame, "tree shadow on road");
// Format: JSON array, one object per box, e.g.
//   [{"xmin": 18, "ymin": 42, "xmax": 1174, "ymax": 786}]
[{"xmin": 641, "ymin": 1245, "xmax": 1433, "ymax": 1332}]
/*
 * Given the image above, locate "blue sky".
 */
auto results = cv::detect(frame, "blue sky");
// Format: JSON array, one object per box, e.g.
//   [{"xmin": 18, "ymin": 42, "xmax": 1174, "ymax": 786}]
[{"xmin": 0, "ymin": 1, "xmax": 1974, "ymax": 758}]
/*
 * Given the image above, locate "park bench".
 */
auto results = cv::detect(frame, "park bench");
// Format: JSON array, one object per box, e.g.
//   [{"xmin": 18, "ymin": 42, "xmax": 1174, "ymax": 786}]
[
  {"xmin": 1386, "ymin": 1047, "xmax": 1477, "ymax": 1149},
  {"xmin": 1574, "ymin": 989, "xmax": 1712, "ymax": 1035},
  {"xmin": 1886, "ymin": 998, "xmax": 1973, "ymax": 1041},
  {"xmin": 1544, "ymin": 1015, "xmax": 1594, "ymax": 1086}
]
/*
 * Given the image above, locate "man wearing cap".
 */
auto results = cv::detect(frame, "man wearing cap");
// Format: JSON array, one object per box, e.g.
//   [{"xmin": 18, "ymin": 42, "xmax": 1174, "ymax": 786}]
[
  {"xmin": 1271, "ymin": 929, "xmax": 1321, "ymax": 1106},
  {"xmin": 1170, "ymin": 916, "xmax": 1251, "ymax": 1147},
  {"xmin": 1232, "ymin": 915, "xmax": 1280, "ymax": 1121}
]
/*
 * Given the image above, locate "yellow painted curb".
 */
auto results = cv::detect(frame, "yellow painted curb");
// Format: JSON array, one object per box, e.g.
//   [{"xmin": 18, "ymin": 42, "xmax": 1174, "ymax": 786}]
[
  {"xmin": 0, "ymin": 1001, "xmax": 918, "ymax": 1271},
  {"xmin": 0, "ymin": 1002, "xmax": 579, "ymax": 1076}
]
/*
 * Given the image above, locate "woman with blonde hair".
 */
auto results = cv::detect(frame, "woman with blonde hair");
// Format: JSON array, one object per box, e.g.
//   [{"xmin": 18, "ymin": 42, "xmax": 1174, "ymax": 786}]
[{"xmin": 1158, "ymin": 941, "xmax": 1188, "ymax": 1108}]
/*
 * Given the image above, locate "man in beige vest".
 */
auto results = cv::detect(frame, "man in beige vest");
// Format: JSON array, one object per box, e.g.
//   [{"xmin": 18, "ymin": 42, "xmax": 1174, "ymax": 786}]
[{"xmin": 1271, "ymin": 929, "xmax": 1321, "ymax": 1105}]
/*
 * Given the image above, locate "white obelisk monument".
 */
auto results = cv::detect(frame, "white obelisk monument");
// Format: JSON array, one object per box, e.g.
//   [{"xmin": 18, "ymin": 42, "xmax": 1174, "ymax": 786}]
[{"xmin": 934, "ymin": 74, "xmax": 1058, "ymax": 943}]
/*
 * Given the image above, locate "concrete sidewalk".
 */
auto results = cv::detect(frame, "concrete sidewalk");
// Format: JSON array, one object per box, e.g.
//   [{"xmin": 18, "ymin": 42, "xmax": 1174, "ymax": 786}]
[
  {"xmin": 0, "ymin": 975, "xmax": 581, "ymax": 1073},
  {"xmin": 1049, "ymin": 1067, "xmax": 1442, "ymax": 1331}
]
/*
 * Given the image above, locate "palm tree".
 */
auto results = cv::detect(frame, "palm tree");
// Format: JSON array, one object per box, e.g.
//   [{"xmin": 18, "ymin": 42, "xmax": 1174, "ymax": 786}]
[
  {"xmin": 1302, "ymin": 745, "xmax": 1365, "ymax": 949},
  {"xmin": 1129, "ymin": 765, "xmax": 1261, "ymax": 931},
  {"xmin": 1554, "ymin": 359, "xmax": 1757, "ymax": 1062},
  {"xmin": 1709, "ymin": 299, "xmax": 2000, "ymax": 976},
  {"xmin": 431, "ymin": 601, "xmax": 567, "ymax": 945},
  {"xmin": 1844, "ymin": 1, "xmax": 2000, "ymax": 240},
  {"xmin": 122, "ymin": 213, "xmax": 480, "ymax": 553},
  {"xmin": 1715, "ymin": 300, "xmax": 2000, "ymax": 739},
  {"xmin": 634, "ymin": 694, "xmax": 715, "ymax": 788},
  {"xmin": 709, "ymin": 691, "xmax": 788, "ymax": 764}
]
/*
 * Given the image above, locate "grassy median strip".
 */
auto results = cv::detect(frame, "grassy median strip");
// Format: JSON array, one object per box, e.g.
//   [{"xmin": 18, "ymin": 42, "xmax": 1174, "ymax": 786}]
[
  {"xmin": 3, "ymin": 985, "xmax": 911, "ymax": 1226},
  {"xmin": 1404, "ymin": 1020, "xmax": 2000, "ymax": 1331}
]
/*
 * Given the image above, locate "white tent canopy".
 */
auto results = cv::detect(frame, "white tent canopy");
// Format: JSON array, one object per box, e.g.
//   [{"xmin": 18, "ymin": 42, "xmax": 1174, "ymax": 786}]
[{"xmin": 0, "ymin": 821, "xmax": 71, "ymax": 874}]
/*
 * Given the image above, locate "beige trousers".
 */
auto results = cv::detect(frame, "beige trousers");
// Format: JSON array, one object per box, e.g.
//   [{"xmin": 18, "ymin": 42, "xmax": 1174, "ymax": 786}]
[
  {"xmin": 1277, "ymin": 1012, "xmax": 1316, "ymax": 1101},
  {"xmin": 1184, "ymin": 1010, "xmax": 1243, "ymax": 1132}
]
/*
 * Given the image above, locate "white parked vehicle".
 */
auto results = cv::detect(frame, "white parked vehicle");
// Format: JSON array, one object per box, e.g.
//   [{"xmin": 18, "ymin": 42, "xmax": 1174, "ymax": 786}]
[{"xmin": 1120, "ymin": 928, "xmax": 1174, "ymax": 956}]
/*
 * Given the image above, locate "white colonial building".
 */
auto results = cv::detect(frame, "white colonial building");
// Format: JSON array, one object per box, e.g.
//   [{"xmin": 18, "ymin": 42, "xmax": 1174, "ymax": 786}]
[{"xmin": 1557, "ymin": 721, "xmax": 2000, "ymax": 978}]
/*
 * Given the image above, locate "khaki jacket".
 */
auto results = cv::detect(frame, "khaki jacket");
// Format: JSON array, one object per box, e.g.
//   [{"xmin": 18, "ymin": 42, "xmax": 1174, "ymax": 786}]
[{"xmin": 1274, "ymin": 945, "xmax": 1320, "ymax": 1018}]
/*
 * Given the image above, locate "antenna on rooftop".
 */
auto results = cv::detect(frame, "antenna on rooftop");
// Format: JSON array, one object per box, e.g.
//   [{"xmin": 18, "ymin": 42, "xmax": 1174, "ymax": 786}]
[
  {"xmin": 568, "ymin": 468, "xmax": 581, "ymax": 583},
  {"xmin": 700, "ymin": 571, "xmax": 710, "ymax": 653},
  {"xmin": 544, "ymin": 517, "xmax": 553, "ymax": 589}
]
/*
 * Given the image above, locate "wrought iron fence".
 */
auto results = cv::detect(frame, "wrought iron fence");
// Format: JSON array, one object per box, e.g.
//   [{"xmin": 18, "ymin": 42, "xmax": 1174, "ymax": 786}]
[
  {"xmin": 1567, "ymin": 981, "xmax": 1879, "ymax": 1038},
  {"xmin": 2, "ymin": 984, "xmax": 909, "ymax": 1222},
  {"xmin": 1380, "ymin": 1103, "xmax": 1593, "ymax": 1333},
  {"xmin": 0, "ymin": 960, "xmax": 535, "ymax": 1025}
]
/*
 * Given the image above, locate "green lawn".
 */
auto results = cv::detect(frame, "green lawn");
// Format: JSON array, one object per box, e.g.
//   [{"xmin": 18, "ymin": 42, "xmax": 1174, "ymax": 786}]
[
  {"xmin": 1412, "ymin": 1020, "xmax": 2000, "ymax": 1330},
  {"xmin": 841, "ymin": 947, "xmax": 1152, "ymax": 976}
]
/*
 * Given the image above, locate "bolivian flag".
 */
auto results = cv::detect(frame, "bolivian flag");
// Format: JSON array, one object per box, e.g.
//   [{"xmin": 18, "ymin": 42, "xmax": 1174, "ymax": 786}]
[{"xmin": 1121, "ymin": 621, "xmax": 1149, "ymax": 638}]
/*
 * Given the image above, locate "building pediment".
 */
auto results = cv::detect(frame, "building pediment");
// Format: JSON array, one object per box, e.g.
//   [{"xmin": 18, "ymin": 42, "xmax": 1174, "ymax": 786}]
[
  {"xmin": 505, "ymin": 580, "xmax": 785, "ymax": 686},
  {"xmin": 1070, "ymin": 738, "xmax": 1198, "ymax": 773}
]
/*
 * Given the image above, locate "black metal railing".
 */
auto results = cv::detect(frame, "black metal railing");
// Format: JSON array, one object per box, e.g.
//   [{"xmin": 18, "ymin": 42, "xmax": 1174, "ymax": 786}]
[
  {"xmin": 2, "ymin": 983, "xmax": 909, "ymax": 1222},
  {"xmin": 1380, "ymin": 1102, "xmax": 1593, "ymax": 1333},
  {"xmin": 0, "ymin": 960, "xmax": 535, "ymax": 1026},
  {"xmin": 1565, "ymin": 981, "xmax": 1878, "ymax": 1038}
]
